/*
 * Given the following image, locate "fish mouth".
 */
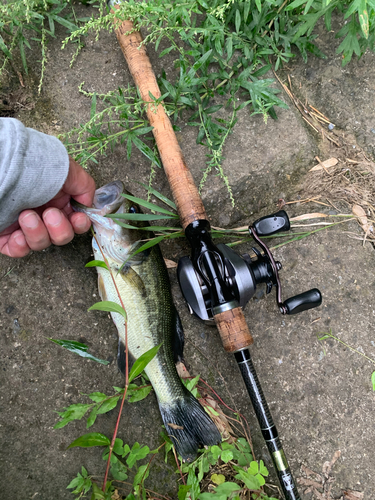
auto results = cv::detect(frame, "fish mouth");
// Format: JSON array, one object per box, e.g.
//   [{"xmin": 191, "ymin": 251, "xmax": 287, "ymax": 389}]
[
  {"xmin": 72, "ymin": 180, "xmax": 124, "ymax": 219},
  {"xmin": 93, "ymin": 181, "xmax": 124, "ymax": 212}
]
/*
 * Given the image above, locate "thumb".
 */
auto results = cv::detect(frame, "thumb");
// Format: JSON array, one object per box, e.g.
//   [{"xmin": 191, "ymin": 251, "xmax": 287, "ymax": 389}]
[{"xmin": 62, "ymin": 157, "xmax": 96, "ymax": 207}]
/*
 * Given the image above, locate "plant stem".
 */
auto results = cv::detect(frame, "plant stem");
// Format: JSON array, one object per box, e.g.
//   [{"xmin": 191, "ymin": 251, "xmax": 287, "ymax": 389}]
[
  {"xmin": 319, "ymin": 331, "xmax": 375, "ymax": 366},
  {"xmin": 90, "ymin": 230, "xmax": 130, "ymax": 492}
]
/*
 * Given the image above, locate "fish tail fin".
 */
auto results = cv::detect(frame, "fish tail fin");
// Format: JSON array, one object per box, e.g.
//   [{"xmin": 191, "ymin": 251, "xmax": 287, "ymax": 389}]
[{"xmin": 159, "ymin": 387, "xmax": 221, "ymax": 461}]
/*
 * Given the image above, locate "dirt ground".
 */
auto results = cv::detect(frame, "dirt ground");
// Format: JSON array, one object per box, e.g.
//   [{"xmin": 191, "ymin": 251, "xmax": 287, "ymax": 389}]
[{"xmin": 1, "ymin": 5, "xmax": 375, "ymax": 500}]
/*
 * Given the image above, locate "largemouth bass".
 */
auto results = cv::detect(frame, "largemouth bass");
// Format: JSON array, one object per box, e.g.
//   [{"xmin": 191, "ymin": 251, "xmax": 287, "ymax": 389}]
[{"xmin": 73, "ymin": 181, "xmax": 221, "ymax": 460}]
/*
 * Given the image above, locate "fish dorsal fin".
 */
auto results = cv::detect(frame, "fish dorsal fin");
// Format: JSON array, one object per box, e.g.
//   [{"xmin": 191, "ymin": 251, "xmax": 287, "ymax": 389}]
[{"xmin": 120, "ymin": 266, "xmax": 147, "ymax": 298}]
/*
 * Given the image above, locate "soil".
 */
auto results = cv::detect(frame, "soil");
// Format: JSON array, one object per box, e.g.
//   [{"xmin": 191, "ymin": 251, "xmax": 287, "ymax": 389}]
[{"xmin": 1, "ymin": 5, "xmax": 374, "ymax": 500}]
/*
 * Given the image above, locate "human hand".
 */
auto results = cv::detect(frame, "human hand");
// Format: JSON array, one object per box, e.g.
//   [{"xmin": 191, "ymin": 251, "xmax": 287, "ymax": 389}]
[{"xmin": 0, "ymin": 157, "xmax": 96, "ymax": 258}]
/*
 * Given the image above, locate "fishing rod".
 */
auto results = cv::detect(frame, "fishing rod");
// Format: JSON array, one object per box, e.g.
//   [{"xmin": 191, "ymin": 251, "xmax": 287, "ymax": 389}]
[{"xmin": 108, "ymin": 3, "xmax": 322, "ymax": 498}]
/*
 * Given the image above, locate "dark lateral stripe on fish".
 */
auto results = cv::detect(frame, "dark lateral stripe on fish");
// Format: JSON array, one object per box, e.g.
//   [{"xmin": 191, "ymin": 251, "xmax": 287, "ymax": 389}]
[{"xmin": 159, "ymin": 386, "xmax": 221, "ymax": 461}]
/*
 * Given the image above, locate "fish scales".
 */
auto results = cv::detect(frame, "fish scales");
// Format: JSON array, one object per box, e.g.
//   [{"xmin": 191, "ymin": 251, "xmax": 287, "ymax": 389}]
[
  {"xmin": 73, "ymin": 181, "xmax": 221, "ymax": 460},
  {"xmin": 96, "ymin": 243, "xmax": 185, "ymax": 405}
]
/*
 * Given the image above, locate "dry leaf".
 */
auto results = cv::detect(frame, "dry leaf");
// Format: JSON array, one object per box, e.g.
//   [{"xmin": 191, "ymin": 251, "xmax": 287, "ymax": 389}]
[
  {"xmin": 343, "ymin": 490, "xmax": 364, "ymax": 500},
  {"xmin": 310, "ymin": 158, "xmax": 338, "ymax": 171},
  {"xmin": 298, "ymin": 478, "xmax": 322, "ymax": 489},
  {"xmin": 323, "ymin": 450, "xmax": 341, "ymax": 476},
  {"xmin": 176, "ymin": 361, "xmax": 190, "ymax": 379},
  {"xmin": 168, "ymin": 423, "xmax": 184, "ymax": 430},
  {"xmin": 301, "ymin": 464, "xmax": 321, "ymax": 479},
  {"xmin": 352, "ymin": 204, "xmax": 373, "ymax": 234},
  {"xmin": 290, "ymin": 212, "xmax": 328, "ymax": 221},
  {"xmin": 164, "ymin": 258, "xmax": 177, "ymax": 269}
]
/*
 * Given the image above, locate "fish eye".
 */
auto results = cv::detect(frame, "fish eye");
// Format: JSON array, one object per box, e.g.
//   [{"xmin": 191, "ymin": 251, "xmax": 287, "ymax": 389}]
[{"xmin": 129, "ymin": 205, "xmax": 138, "ymax": 214}]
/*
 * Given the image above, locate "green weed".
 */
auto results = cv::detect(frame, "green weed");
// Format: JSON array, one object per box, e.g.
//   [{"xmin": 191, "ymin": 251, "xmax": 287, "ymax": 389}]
[
  {"xmin": 59, "ymin": 0, "xmax": 375, "ymax": 202},
  {"xmin": 317, "ymin": 329, "xmax": 375, "ymax": 391},
  {"xmin": 0, "ymin": 0, "xmax": 95, "ymax": 88}
]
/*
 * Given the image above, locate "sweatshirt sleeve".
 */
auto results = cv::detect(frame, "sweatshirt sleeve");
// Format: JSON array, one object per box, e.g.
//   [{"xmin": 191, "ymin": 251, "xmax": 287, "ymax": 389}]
[{"xmin": 0, "ymin": 118, "xmax": 70, "ymax": 232}]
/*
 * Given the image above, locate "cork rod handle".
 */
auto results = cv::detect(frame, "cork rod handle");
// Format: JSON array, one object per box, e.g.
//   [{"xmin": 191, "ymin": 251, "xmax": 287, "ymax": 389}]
[
  {"xmin": 113, "ymin": 14, "xmax": 206, "ymax": 229},
  {"xmin": 214, "ymin": 307, "xmax": 254, "ymax": 352}
]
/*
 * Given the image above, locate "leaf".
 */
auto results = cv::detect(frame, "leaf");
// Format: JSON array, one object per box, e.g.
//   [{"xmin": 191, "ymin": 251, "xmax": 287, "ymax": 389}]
[
  {"xmin": 97, "ymin": 396, "xmax": 120, "ymax": 414},
  {"xmin": 358, "ymin": 0, "xmax": 369, "ymax": 38},
  {"xmin": 88, "ymin": 392, "xmax": 108, "ymax": 403},
  {"xmin": 67, "ymin": 433, "xmax": 111, "ymax": 448},
  {"xmin": 187, "ymin": 49, "xmax": 212, "ymax": 80},
  {"xmin": 85, "ymin": 260, "xmax": 109, "ymax": 270},
  {"xmin": 88, "ymin": 301, "xmax": 127, "ymax": 321},
  {"xmin": 19, "ymin": 39, "xmax": 28, "ymax": 74},
  {"xmin": 132, "ymin": 136, "xmax": 162, "ymax": 168},
  {"xmin": 107, "ymin": 213, "xmax": 178, "ymax": 221},
  {"xmin": 164, "ymin": 258, "xmax": 177, "ymax": 269},
  {"xmin": 234, "ymin": 468, "xmax": 260, "ymax": 489},
  {"xmin": 220, "ymin": 449, "xmax": 233, "ymax": 463},
  {"xmin": 0, "ymin": 35, "xmax": 12, "ymax": 58},
  {"xmin": 110, "ymin": 459, "xmax": 128, "ymax": 481},
  {"xmin": 213, "ymin": 481, "xmax": 241, "ymax": 494},
  {"xmin": 259, "ymin": 459, "xmax": 269, "ymax": 477},
  {"xmin": 123, "ymin": 235, "xmax": 166, "ymax": 265},
  {"xmin": 128, "ymin": 344, "xmax": 161, "ymax": 383},
  {"xmin": 318, "ymin": 334, "xmax": 332, "ymax": 341},
  {"xmin": 344, "ymin": 0, "xmax": 362, "ymax": 19},
  {"xmin": 178, "ymin": 485, "xmax": 191, "ymax": 500},
  {"xmin": 53, "ymin": 14, "xmax": 78, "ymax": 32},
  {"xmin": 121, "ymin": 194, "xmax": 177, "ymax": 216},
  {"xmin": 133, "ymin": 181, "xmax": 177, "ymax": 210},
  {"xmin": 211, "ymin": 474, "xmax": 225, "ymax": 485},
  {"xmin": 128, "ymin": 385, "xmax": 153, "ymax": 402},
  {"xmin": 86, "ymin": 406, "xmax": 98, "ymax": 429},
  {"xmin": 126, "ymin": 443, "xmax": 150, "ymax": 468},
  {"xmin": 286, "ymin": 0, "xmax": 311, "ymax": 10},
  {"xmin": 49, "ymin": 339, "xmax": 109, "ymax": 365},
  {"xmin": 309, "ymin": 157, "xmax": 338, "ymax": 171},
  {"xmin": 91, "ymin": 93, "xmax": 97, "ymax": 119},
  {"xmin": 290, "ymin": 213, "xmax": 328, "ymax": 221},
  {"xmin": 235, "ymin": 9, "xmax": 241, "ymax": 33},
  {"xmin": 204, "ymin": 105, "xmax": 223, "ymax": 114},
  {"xmin": 372, "ymin": 371, "xmax": 375, "ymax": 391},
  {"xmin": 54, "ymin": 403, "xmax": 93, "ymax": 429}
]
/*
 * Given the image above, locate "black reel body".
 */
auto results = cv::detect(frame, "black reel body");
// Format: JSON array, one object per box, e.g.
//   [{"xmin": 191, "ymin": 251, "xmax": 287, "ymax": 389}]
[{"xmin": 177, "ymin": 210, "xmax": 322, "ymax": 323}]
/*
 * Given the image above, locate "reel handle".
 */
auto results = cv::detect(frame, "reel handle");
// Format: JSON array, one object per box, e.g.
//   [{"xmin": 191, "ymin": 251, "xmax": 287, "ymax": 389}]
[
  {"xmin": 252, "ymin": 210, "xmax": 290, "ymax": 236},
  {"xmin": 283, "ymin": 288, "xmax": 322, "ymax": 315}
]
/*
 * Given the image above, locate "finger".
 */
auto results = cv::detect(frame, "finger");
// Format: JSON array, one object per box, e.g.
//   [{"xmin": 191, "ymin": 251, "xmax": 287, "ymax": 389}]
[
  {"xmin": 0, "ymin": 230, "xmax": 31, "ymax": 258},
  {"xmin": 63, "ymin": 157, "xmax": 96, "ymax": 206},
  {"xmin": 0, "ymin": 220, "xmax": 20, "ymax": 237},
  {"xmin": 19, "ymin": 210, "xmax": 51, "ymax": 251},
  {"xmin": 68, "ymin": 211, "xmax": 92, "ymax": 234},
  {"xmin": 43, "ymin": 208, "xmax": 74, "ymax": 246}
]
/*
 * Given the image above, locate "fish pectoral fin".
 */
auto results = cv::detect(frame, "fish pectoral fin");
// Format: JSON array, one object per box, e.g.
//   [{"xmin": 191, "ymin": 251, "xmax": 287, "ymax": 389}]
[
  {"xmin": 98, "ymin": 273, "xmax": 108, "ymax": 302},
  {"xmin": 117, "ymin": 338, "xmax": 136, "ymax": 376},
  {"xmin": 172, "ymin": 306, "xmax": 185, "ymax": 364},
  {"xmin": 120, "ymin": 266, "xmax": 147, "ymax": 298}
]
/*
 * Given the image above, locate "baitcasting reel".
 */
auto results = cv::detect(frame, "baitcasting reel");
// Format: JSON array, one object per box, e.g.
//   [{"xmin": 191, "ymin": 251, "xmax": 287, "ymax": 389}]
[{"xmin": 177, "ymin": 210, "xmax": 322, "ymax": 324}]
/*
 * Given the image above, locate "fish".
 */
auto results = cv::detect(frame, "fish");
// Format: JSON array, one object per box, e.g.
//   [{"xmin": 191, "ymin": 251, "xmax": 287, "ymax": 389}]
[{"xmin": 72, "ymin": 181, "xmax": 221, "ymax": 460}]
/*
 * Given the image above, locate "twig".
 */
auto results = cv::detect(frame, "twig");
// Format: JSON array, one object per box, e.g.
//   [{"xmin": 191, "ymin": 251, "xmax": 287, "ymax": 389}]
[{"xmin": 92, "ymin": 230, "xmax": 130, "ymax": 492}]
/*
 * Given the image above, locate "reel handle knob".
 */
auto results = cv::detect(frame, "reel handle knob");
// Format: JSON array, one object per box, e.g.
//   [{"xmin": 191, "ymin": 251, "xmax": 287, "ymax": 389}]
[
  {"xmin": 252, "ymin": 210, "xmax": 290, "ymax": 236},
  {"xmin": 282, "ymin": 288, "xmax": 322, "ymax": 315}
]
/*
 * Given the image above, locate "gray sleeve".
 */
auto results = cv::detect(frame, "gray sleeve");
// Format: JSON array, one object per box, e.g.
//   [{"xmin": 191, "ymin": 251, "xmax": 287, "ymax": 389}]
[{"xmin": 0, "ymin": 118, "xmax": 70, "ymax": 232}]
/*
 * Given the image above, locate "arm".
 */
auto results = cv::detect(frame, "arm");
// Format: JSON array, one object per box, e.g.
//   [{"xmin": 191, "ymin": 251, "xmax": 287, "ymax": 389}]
[{"xmin": 0, "ymin": 118, "xmax": 95, "ymax": 258}]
